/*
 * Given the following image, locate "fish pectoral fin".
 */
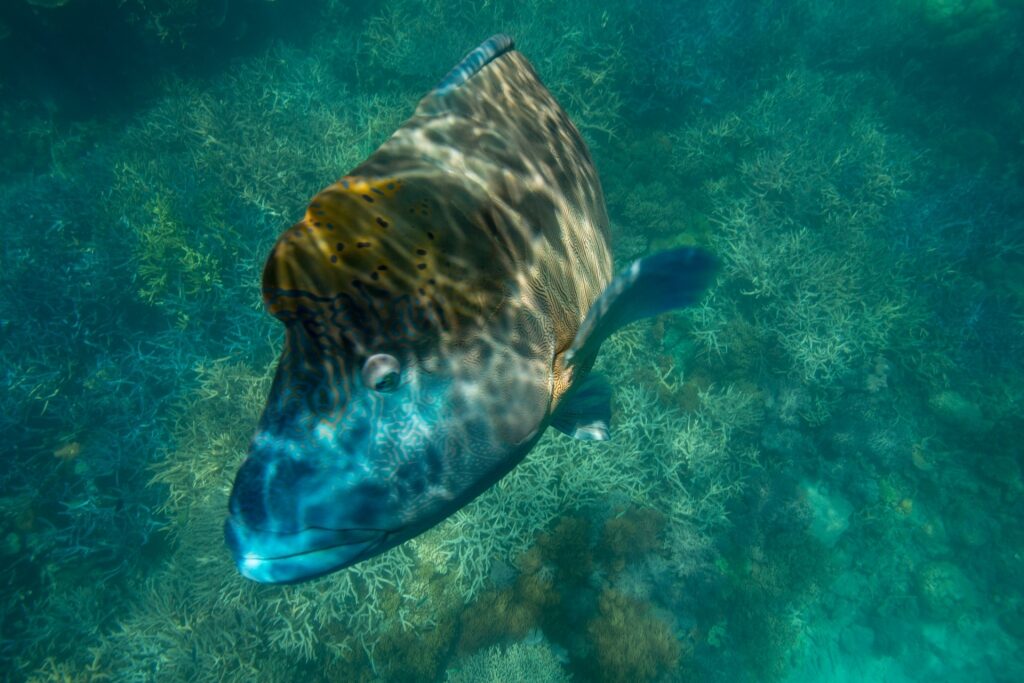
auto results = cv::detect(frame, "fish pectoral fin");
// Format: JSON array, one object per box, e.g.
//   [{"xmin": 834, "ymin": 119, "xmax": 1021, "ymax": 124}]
[
  {"xmin": 551, "ymin": 372, "xmax": 612, "ymax": 441},
  {"xmin": 565, "ymin": 247, "xmax": 716, "ymax": 369}
]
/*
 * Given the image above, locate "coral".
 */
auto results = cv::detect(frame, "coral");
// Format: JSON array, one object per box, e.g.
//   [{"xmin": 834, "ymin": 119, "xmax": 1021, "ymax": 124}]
[
  {"xmin": 457, "ymin": 552, "xmax": 559, "ymax": 654},
  {"xmin": 599, "ymin": 507, "xmax": 665, "ymax": 573},
  {"xmin": 672, "ymin": 67, "xmax": 926, "ymax": 389},
  {"xmin": 372, "ymin": 607, "xmax": 458, "ymax": 682},
  {"xmin": 915, "ymin": 560, "xmax": 976, "ymax": 620},
  {"xmin": 150, "ymin": 359, "xmax": 272, "ymax": 533},
  {"xmin": 115, "ymin": 0, "xmax": 260, "ymax": 47},
  {"xmin": 796, "ymin": 480, "xmax": 853, "ymax": 548},
  {"xmin": 585, "ymin": 589, "xmax": 680, "ymax": 683},
  {"xmin": 132, "ymin": 192, "xmax": 222, "ymax": 309},
  {"xmin": 927, "ymin": 389, "xmax": 992, "ymax": 435},
  {"xmin": 535, "ymin": 515, "xmax": 594, "ymax": 583},
  {"xmin": 445, "ymin": 639, "xmax": 571, "ymax": 683},
  {"xmin": 912, "ymin": 0, "xmax": 1009, "ymax": 48}
]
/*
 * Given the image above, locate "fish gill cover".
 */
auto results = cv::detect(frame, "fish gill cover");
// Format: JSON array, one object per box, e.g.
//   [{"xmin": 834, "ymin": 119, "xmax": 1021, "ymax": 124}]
[{"xmin": 0, "ymin": 1, "xmax": 1022, "ymax": 682}]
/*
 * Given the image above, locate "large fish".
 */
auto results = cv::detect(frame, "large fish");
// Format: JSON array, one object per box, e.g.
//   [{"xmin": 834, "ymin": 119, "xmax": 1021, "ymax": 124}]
[{"xmin": 225, "ymin": 35, "xmax": 715, "ymax": 584}]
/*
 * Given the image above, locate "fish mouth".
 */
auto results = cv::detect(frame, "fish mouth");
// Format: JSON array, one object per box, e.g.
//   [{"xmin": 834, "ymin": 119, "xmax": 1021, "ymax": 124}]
[{"xmin": 224, "ymin": 517, "xmax": 390, "ymax": 584}]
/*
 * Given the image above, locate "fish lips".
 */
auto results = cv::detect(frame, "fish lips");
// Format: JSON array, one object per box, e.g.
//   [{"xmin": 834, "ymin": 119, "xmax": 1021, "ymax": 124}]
[{"xmin": 224, "ymin": 517, "xmax": 389, "ymax": 584}]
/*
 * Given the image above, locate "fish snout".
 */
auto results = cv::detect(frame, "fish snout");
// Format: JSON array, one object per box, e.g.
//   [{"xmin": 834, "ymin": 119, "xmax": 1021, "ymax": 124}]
[
  {"xmin": 224, "ymin": 515, "xmax": 387, "ymax": 584},
  {"xmin": 225, "ymin": 436, "xmax": 395, "ymax": 583}
]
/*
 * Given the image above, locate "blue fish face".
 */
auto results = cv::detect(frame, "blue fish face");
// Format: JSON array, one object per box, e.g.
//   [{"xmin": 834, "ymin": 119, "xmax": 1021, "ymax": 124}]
[
  {"xmin": 225, "ymin": 334, "xmax": 457, "ymax": 583},
  {"xmin": 224, "ymin": 314, "xmax": 551, "ymax": 584}
]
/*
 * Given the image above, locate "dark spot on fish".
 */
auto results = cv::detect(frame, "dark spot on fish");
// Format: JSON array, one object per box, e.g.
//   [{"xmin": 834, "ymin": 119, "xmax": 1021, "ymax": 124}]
[
  {"xmin": 428, "ymin": 278, "xmax": 436, "ymax": 284},
  {"xmin": 377, "ymin": 264, "xmax": 388, "ymax": 271},
  {"xmin": 386, "ymin": 182, "xmax": 395, "ymax": 190},
  {"xmin": 484, "ymin": 208, "xmax": 528, "ymax": 256},
  {"xmin": 351, "ymin": 279, "xmax": 362, "ymax": 287},
  {"xmin": 418, "ymin": 288, "xmax": 425, "ymax": 295},
  {"xmin": 545, "ymin": 114, "xmax": 560, "ymax": 138},
  {"xmin": 423, "ymin": 444, "xmax": 443, "ymax": 483},
  {"xmin": 313, "ymin": 221, "xmax": 321, "ymax": 227},
  {"xmin": 314, "ymin": 387, "xmax": 331, "ymax": 409},
  {"xmin": 427, "ymin": 232, "xmax": 435, "ymax": 240},
  {"xmin": 326, "ymin": 223, "xmax": 335, "ymax": 230},
  {"xmin": 349, "ymin": 483, "xmax": 387, "ymax": 524},
  {"xmin": 371, "ymin": 188, "xmax": 385, "ymax": 196},
  {"xmin": 357, "ymin": 242, "xmax": 371, "ymax": 248},
  {"xmin": 311, "ymin": 202, "xmax": 321, "ymax": 209},
  {"xmin": 330, "ymin": 255, "xmax": 338, "ymax": 263},
  {"xmin": 437, "ymin": 305, "xmax": 450, "ymax": 330},
  {"xmin": 370, "ymin": 272, "xmax": 379, "ymax": 281},
  {"xmin": 482, "ymin": 210, "xmax": 499, "ymax": 237},
  {"xmin": 416, "ymin": 249, "xmax": 427, "ymax": 255},
  {"xmin": 230, "ymin": 457, "xmax": 269, "ymax": 526},
  {"xmin": 361, "ymin": 195, "xmax": 374, "ymax": 203},
  {"xmin": 417, "ymin": 263, "xmax": 426, "ymax": 270},
  {"xmin": 395, "ymin": 462, "xmax": 413, "ymax": 481},
  {"xmin": 336, "ymin": 242, "xmax": 345, "ymax": 251},
  {"xmin": 376, "ymin": 217, "xmax": 389, "ymax": 228}
]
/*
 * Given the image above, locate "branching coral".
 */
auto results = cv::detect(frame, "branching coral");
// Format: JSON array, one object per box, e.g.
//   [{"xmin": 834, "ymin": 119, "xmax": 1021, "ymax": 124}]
[
  {"xmin": 132, "ymin": 193, "xmax": 222, "ymax": 308},
  {"xmin": 445, "ymin": 639, "xmax": 571, "ymax": 683},
  {"xmin": 672, "ymin": 68, "xmax": 927, "ymax": 392}
]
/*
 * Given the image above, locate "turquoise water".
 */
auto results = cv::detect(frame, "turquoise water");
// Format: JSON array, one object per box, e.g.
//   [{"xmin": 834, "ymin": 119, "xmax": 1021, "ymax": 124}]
[{"xmin": 1, "ymin": 1, "xmax": 1022, "ymax": 681}]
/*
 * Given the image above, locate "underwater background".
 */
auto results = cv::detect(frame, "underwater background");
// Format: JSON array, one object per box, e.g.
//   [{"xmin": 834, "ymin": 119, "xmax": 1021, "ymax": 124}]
[{"xmin": 1, "ymin": 0, "xmax": 1022, "ymax": 681}]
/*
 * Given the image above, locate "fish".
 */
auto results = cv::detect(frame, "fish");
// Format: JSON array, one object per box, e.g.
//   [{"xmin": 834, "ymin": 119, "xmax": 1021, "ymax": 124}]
[{"xmin": 224, "ymin": 34, "xmax": 715, "ymax": 584}]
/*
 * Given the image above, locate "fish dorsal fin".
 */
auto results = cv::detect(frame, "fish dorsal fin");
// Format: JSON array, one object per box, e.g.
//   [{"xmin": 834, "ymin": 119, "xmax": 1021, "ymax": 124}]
[
  {"xmin": 564, "ymin": 248, "xmax": 717, "ymax": 369},
  {"xmin": 434, "ymin": 34, "xmax": 515, "ymax": 96}
]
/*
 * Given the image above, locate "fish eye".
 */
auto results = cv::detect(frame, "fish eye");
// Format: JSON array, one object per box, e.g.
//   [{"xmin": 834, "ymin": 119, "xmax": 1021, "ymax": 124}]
[{"xmin": 362, "ymin": 354, "xmax": 400, "ymax": 392}]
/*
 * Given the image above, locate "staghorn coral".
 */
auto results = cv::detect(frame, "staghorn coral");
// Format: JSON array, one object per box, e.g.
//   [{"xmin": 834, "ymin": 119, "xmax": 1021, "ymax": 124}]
[
  {"xmin": 445, "ymin": 638, "xmax": 571, "ymax": 683},
  {"xmin": 671, "ymin": 67, "xmax": 927, "ymax": 393},
  {"xmin": 132, "ymin": 192, "xmax": 223, "ymax": 310}
]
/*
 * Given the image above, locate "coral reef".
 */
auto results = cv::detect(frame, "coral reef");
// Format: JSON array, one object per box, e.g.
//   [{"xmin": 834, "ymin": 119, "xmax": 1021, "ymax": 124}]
[{"xmin": 2, "ymin": 0, "xmax": 1023, "ymax": 681}]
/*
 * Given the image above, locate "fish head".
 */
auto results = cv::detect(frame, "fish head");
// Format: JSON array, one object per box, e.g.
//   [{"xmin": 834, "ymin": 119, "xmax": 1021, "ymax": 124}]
[{"xmin": 224, "ymin": 176, "xmax": 550, "ymax": 584}]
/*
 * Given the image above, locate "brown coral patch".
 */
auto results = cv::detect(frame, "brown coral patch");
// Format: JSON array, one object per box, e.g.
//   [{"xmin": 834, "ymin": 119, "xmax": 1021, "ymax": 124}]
[
  {"xmin": 457, "ymin": 565, "xmax": 559, "ymax": 654},
  {"xmin": 585, "ymin": 589, "xmax": 680, "ymax": 683},
  {"xmin": 599, "ymin": 508, "xmax": 666, "ymax": 574}
]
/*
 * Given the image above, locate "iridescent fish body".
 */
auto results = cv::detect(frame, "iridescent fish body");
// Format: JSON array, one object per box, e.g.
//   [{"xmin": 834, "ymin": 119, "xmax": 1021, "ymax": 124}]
[{"xmin": 225, "ymin": 35, "xmax": 714, "ymax": 583}]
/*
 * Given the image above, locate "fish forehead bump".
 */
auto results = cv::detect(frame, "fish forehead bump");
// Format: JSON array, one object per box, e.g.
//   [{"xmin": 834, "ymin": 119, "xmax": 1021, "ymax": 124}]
[
  {"xmin": 264, "ymin": 176, "xmax": 408, "ymax": 294},
  {"xmin": 261, "ymin": 172, "xmax": 506, "ymax": 356}
]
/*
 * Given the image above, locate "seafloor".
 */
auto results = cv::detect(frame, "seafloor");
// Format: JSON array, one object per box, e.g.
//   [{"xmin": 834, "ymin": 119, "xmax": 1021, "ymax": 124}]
[{"xmin": 1, "ymin": 1, "xmax": 1022, "ymax": 681}]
